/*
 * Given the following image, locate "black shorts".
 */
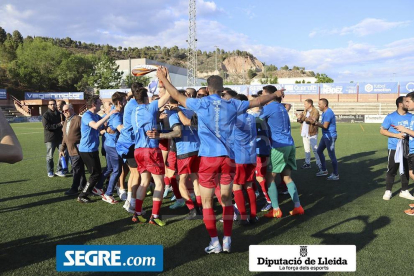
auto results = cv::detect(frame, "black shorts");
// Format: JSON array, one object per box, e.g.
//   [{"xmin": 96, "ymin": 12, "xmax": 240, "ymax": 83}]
[{"xmin": 408, "ymin": 154, "xmax": 414, "ymax": 171}]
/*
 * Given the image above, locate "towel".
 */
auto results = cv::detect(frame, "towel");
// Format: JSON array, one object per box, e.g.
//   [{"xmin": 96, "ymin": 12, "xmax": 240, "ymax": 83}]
[{"xmin": 395, "ymin": 139, "xmax": 404, "ymax": 175}]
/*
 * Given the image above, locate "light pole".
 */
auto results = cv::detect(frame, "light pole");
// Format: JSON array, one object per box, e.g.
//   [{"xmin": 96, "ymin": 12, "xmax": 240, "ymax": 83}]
[{"xmin": 214, "ymin": 45, "xmax": 218, "ymax": 73}]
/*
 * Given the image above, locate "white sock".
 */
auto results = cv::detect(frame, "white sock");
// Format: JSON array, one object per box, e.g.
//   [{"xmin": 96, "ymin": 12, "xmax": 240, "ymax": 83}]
[
  {"xmin": 223, "ymin": 236, "xmax": 231, "ymax": 244},
  {"xmin": 119, "ymin": 188, "xmax": 126, "ymax": 194},
  {"xmin": 211, "ymin": 236, "xmax": 219, "ymax": 245},
  {"xmin": 127, "ymin": 192, "xmax": 132, "ymax": 202}
]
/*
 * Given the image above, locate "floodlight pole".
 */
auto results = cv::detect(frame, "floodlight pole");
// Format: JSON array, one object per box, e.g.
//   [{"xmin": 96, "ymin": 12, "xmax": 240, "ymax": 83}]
[{"xmin": 187, "ymin": 0, "xmax": 197, "ymax": 87}]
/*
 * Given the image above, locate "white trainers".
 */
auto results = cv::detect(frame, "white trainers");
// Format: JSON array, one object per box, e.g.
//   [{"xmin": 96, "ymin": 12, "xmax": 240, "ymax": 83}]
[
  {"xmin": 204, "ymin": 242, "xmax": 222, "ymax": 254},
  {"xmin": 223, "ymin": 238, "xmax": 231, "ymax": 253},
  {"xmin": 327, "ymin": 174, "xmax": 339, "ymax": 181},
  {"xmin": 316, "ymin": 170, "xmax": 329, "ymax": 177},
  {"xmin": 399, "ymin": 190, "xmax": 414, "ymax": 200},
  {"xmin": 92, "ymin": 188, "xmax": 104, "ymax": 196},
  {"xmin": 383, "ymin": 190, "xmax": 392, "ymax": 200},
  {"xmin": 102, "ymin": 195, "xmax": 118, "ymax": 204}
]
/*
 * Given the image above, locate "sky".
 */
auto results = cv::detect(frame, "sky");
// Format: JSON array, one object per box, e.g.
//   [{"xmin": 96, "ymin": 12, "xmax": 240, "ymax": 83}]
[{"xmin": 1, "ymin": 0, "xmax": 413, "ymax": 83}]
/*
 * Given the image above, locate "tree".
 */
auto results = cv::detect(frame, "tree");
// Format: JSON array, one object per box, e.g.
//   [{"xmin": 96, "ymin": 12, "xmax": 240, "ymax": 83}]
[
  {"xmin": 57, "ymin": 54, "xmax": 94, "ymax": 91},
  {"xmin": 12, "ymin": 30, "xmax": 23, "ymax": 45},
  {"xmin": 247, "ymin": 69, "xmax": 257, "ymax": 79},
  {"xmin": 0, "ymin": 27, "xmax": 6, "ymax": 44},
  {"xmin": 124, "ymin": 75, "xmax": 151, "ymax": 88},
  {"xmin": 83, "ymin": 54, "xmax": 122, "ymax": 89},
  {"xmin": 281, "ymin": 65, "xmax": 289, "ymax": 70},
  {"xmin": 293, "ymin": 66, "xmax": 300, "ymax": 70},
  {"xmin": 315, "ymin": 73, "xmax": 334, "ymax": 83},
  {"xmin": 7, "ymin": 38, "xmax": 70, "ymax": 91}
]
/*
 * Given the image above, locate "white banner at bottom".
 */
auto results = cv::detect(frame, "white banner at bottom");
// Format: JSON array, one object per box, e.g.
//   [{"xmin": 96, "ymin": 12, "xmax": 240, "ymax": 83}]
[{"xmin": 249, "ymin": 245, "xmax": 356, "ymax": 272}]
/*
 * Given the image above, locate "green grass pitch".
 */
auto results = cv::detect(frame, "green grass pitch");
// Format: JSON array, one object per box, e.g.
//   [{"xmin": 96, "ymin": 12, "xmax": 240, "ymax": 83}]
[{"xmin": 0, "ymin": 122, "xmax": 411, "ymax": 275}]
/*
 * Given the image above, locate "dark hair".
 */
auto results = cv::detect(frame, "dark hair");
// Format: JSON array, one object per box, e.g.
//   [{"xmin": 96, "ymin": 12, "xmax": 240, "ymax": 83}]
[
  {"xmin": 396, "ymin": 96, "xmax": 405, "ymax": 108},
  {"xmin": 170, "ymin": 89, "xmax": 186, "ymax": 104},
  {"xmin": 131, "ymin": 82, "xmax": 144, "ymax": 93},
  {"xmin": 48, "ymin": 99, "xmax": 56, "ymax": 104},
  {"xmin": 198, "ymin": 87, "xmax": 207, "ymax": 92},
  {"xmin": 223, "ymin": 87, "xmax": 232, "ymax": 92},
  {"xmin": 186, "ymin": 88, "xmax": 196, "ymax": 98},
  {"xmin": 207, "ymin": 75, "xmax": 223, "ymax": 93},
  {"xmin": 305, "ymin": 99, "xmax": 313, "ymax": 106},
  {"xmin": 257, "ymin": 90, "xmax": 263, "ymax": 96},
  {"xmin": 236, "ymin": 94, "xmax": 248, "ymax": 101},
  {"xmin": 319, "ymin": 98, "xmax": 329, "ymax": 107},
  {"xmin": 86, "ymin": 95, "xmax": 100, "ymax": 108},
  {"xmin": 112, "ymin": 92, "xmax": 127, "ymax": 105},
  {"xmin": 134, "ymin": 87, "xmax": 148, "ymax": 104},
  {"xmin": 151, "ymin": 95, "xmax": 160, "ymax": 101},
  {"xmin": 251, "ymin": 94, "xmax": 258, "ymax": 98},
  {"xmin": 406, "ymin": 92, "xmax": 414, "ymax": 102},
  {"xmin": 224, "ymin": 90, "xmax": 238, "ymax": 98},
  {"xmin": 262, "ymin": 85, "xmax": 277, "ymax": 94}
]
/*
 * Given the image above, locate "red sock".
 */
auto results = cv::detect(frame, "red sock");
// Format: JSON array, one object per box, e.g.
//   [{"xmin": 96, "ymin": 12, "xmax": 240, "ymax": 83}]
[
  {"xmin": 214, "ymin": 185, "xmax": 222, "ymax": 205},
  {"xmin": 202, "ymin": 208, "xmax": 217, "ymax": 237},
  {"xmin": 222, "ymin": 205, "xmax": 234, "ymax": 237},
  {"xmin": 185, "ymin": 199, "xmax": 195, "ymax": 210},
  {"xmin": 164, "ymin": 177, "xmax": 171, "ymax": 186},
  {"xmin": 233, "ymin": 190, "xmax": 247, "ymax": 220},
  {"xmin": 247, "ymin": 187, "xmax": 257, "ymax": 219},
  {"xmin": 135, "ymin": 199, "xmax": 143, "ymax": 213},
  {"xmin": 152, "ymin": 200, "xmax": 162, "ymax": 216},
  {"xmin": 170, "ymin": 176, "xmax": 182, "ymax": 199},
  {"xmin": 259, "ymin": 180, "xmax": 271, "ymax": 203},
  {"xmin": 196, "ymin": 195, "xmax": 202, "ymax": 207}
]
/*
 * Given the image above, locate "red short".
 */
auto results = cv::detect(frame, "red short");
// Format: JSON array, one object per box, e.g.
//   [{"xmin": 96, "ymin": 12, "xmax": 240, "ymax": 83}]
[
  {"xmin": 177, "ymin": 155, "xmax": 200, "ymax": 175},
  {"xmin": 255, "ymin": 156, "xmax": 269, "ymax": 178},
  {"xmin": 198, "ymin": 157, "xmax": 235, "ymax": 188},
  {"xmin": 158, "ymin": 139, "xmax": 169, "ymax": 151},
  {"xmin": 166, "ymin": 151, "xmax": 177, "ymax": 171},
  {"xmin": 134, "ymin": 148, "xmax": 165, "ymax": 175},
  {"xmin": 234, "ymin": 163, "xmax": 256, "ymax": 185}
]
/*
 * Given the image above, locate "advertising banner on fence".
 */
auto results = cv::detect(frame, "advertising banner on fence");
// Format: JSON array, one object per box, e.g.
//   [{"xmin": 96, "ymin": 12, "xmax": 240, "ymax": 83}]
[
  {"xmin": 335, "ymin": 114, "xmax": 364, "ymax": 123},
  {"xmin": 359, "ymin": 82, "xmax": 398, "ymax": 94},
  {"xmin": 321, "ymin": 83, "xmax": 357, "ymax": 94},
  {"xmin": 25, "ymin": 92, "xmax": 84, "ymax": 100},
  {"xmin": 281, "ymin": 84, "xmax": 319, "ymax": 95},
  {"xmin": 0, "ymin": 89, "xmax": 6, "ymax": 99},
  {"xmin": 364, "ymin": 115, "xmax": 386, "ymax": 123},
  {"xmin": 399, "ymin": 81, "xmax": 414, "ymax": 94}
]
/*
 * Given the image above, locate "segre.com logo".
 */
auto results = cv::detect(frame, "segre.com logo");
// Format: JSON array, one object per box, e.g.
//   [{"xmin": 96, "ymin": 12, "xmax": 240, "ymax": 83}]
[{"xmin": 56, "ymin": 245, "xmax": 163, "ymax": 272}]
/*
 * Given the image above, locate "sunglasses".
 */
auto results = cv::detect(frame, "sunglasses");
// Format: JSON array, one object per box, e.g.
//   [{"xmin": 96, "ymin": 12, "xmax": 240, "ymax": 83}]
[{"xmin": 197, "ymin": 94, "xmax": 207, "ymax": 98}]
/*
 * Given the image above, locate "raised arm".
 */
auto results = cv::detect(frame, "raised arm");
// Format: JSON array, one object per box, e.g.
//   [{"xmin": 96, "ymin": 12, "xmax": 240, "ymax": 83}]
[
  {"xmin": 88, "ymin": 109, "xmax": 118, "ymax": 130},
  {"xmin": 157, "ymin": 67, "xmax": 188, "ymax": 108},
  {"xmin": 248, "ymin": 89, "xmax": 286, "ymax": 109}
]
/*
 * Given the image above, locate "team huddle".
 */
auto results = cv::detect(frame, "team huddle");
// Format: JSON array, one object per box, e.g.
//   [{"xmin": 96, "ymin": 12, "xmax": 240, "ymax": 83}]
[{"xmin": 43, "ymin": 67, "xmax": 339, "ymax": 254}]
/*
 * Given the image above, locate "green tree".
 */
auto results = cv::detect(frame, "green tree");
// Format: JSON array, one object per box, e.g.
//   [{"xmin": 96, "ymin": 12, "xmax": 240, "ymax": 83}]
[
  {"xmin": 12, "ymin": 30, "xmax": 23, "ymax": 45},
  {"xmin": 0, "ymin": 27, "xmax": 6, "ymax": 44},
  {"xmin": 247, "ymin": 69, "xmax": 257, "ymax": 79},
  {"xmin": 124, "ymin": 75, "xmax": 151, "ymax": 88},
  {"xmin": 315, "ymin": 73, "xmax": 334, "ymax": 83},
  {"xmin": 281, "ymin": 65, "xmax": 289, "ymax": 70},
  {"xmin": 57, "ymin": 54, "xmax": 94, "ymax": 91},
  {"xmin": 7, "ymin": 38, "xmax": 70, "ymax": 91},
  {"xmin": 83, "ymin": 54, "xmax": 122, "ymax": 89}
]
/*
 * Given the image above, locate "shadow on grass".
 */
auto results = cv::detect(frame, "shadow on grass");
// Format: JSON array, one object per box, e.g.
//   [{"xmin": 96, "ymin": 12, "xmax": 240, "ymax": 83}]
[
  {"xmin": 0, "ymin": 179, "xmax": 30, "ymax": 185},
  {"xmin": 0, "ymin": 218, "xmax": 133, "ymax": 274},
  {"xmin": 0, "ymin": 188, "xmax": 67, "ymax": 203},
  {"xmin": 0, "ymin": 194, "xmax": 75, "ymax": 213}
]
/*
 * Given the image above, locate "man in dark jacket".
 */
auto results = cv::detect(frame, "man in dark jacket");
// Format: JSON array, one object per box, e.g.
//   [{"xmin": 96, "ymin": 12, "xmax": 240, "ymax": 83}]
[
  {"xmin": 42, "ymin": 99, "xmax": 65, "ymax": 177},
  {"xmin": 60, "ymin": 104, "xmax": 86, "ymax": 195}
]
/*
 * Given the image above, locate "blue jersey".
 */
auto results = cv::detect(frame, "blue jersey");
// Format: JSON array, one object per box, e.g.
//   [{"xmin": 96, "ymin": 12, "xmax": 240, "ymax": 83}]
[
  {"xmin": 104, "ymin": 111, "xmax": 123, "ymax": 148},
  {"xmin": 79, "ymin": 110, "xmax": 101, "ymax": 152},
  {"xmin": 186, "ymin": 94, "xmax": 250, "ymax": 157},
  {"xmin": 260, "ymin": 101, "xmax": 294, "ymax": 148},
  {"xmin": 132, "ymin": 100, "xmax": 159, "ymax": 149},
  {"xmin": 234, "ymin": 113, "xmax": 257, "ymax": 164},
  {"xmin": 169, "ymin": 108, "xmax": 200, "ymax": 157},
  {"xmin": 250, "ymin": 111, "xmax": 271, "ymax": 156},
  {"xmin": 382, "ymin": 111, "xmax": 412, "ymax": 150},
  {"xmin": 117, "ymin": 99, "xmax": 137, "ymax": 145},
  {"xmin": 321, "ymin": 108, "xmax": 337, "ymax": 138}
]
